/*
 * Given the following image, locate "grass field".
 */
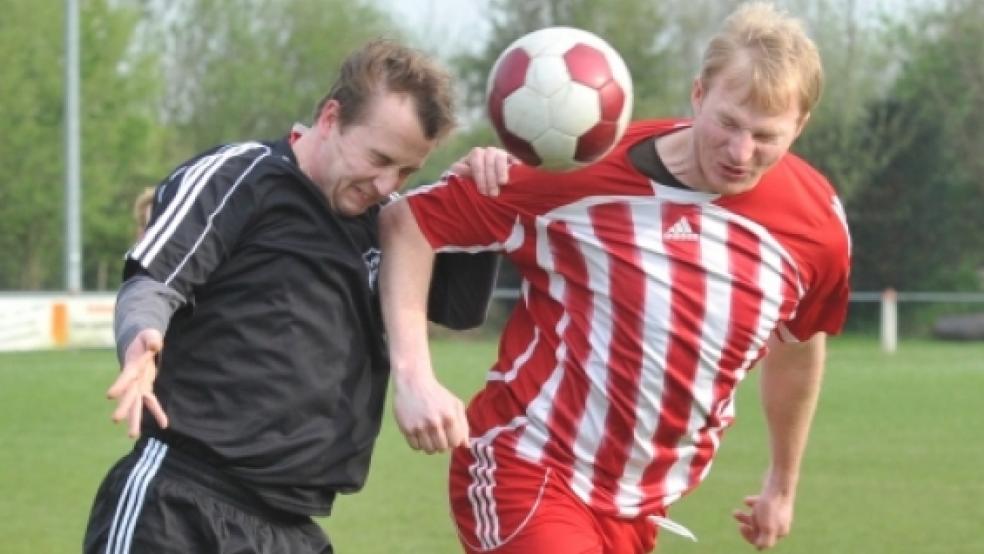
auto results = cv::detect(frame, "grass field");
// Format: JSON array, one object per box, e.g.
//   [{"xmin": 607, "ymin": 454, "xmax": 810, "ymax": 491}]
[{"xmin": 1, "ymin": 336, "xmax": 982, "ymax": 553}]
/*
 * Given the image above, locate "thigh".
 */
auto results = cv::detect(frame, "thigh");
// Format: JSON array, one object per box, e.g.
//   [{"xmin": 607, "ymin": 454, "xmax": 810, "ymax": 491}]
[
  {"xmin": 478, "ymin": 485, "xmax": 604, "ymax": 554},
  {"xmin": 450, "ymin": 444, "xmax": 604, "ymax": 554},
  {"xmin": 84, "ymin": 446, "xmax": 178, "ymax": 554},
  {"xmin": 125, "ymin": 477, "xmax": 332, "ymax": 554},
  {"xmin": 84, "ymin": 445, "xmax": 331, "ymax": 554}
]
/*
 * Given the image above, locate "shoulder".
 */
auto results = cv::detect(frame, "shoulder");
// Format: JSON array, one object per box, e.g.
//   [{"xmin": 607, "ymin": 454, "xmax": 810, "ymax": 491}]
[
  {"xmin": 770, "ymin": 153, "xmax": 836, "ymax": 196},
  {"xmin": 622, "ymin": 118, "xmax": 689, "ymax": 143},
  {"xmin": 183, "ymin": 141, "xmax": 273, "ymax": 174},
  {"xmin": 758, "ymin": 154, "xmax": 851, "ymax": 260}
]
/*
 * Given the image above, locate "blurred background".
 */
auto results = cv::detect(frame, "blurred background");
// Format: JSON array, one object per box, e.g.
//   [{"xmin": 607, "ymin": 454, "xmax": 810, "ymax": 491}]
[
  {"xmin": 0, "ymin": 1, "xmax": 982, "ymax": 552},
  {"xmin": 1, "ymin": 0, "xmax": 982, "ymax": 339}
]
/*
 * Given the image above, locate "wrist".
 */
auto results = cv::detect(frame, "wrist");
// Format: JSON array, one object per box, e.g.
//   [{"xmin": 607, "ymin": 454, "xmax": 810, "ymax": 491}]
[
  {"xmin": 390, "ymin": 360, "xmax": 435, "ymax": 388},
  {"xmin": 764, "ymin": 467, "xmax": 800, "ymax": 498}
]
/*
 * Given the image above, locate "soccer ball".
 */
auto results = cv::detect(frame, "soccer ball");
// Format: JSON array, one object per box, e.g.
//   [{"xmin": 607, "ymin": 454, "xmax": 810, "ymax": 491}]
[{"xmin": 486, "ymin": 27, "xmax": 633, "ymax": 171}]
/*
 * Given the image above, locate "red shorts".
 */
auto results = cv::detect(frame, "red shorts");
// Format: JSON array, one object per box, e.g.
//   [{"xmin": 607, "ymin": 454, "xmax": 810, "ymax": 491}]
[{"xmin": 449, "ymin": 442, "xmax": 658, "ymax": 554}]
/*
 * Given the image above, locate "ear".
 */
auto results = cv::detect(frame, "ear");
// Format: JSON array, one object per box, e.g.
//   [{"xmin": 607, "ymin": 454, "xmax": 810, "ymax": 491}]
[
  {"xmin": 793, "ymin": 111, "xmax": 811, "ymax": 139},
  {"xmin": 690, "ymin": 77, "xmax": 705, "ymax": 115},
  {"xmin": 315, "ymin": 99, "xmax": 341, "ymax": 135}
]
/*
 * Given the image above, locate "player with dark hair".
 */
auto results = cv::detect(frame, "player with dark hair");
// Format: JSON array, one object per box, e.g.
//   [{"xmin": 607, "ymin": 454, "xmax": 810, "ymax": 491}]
[
  {"xmin": 380, "ymin": 3, "xmax": 851, "ymax": 552},
  {"xmin": 84, "ymin": 39, "xmax": 500, "ymax": 554}
]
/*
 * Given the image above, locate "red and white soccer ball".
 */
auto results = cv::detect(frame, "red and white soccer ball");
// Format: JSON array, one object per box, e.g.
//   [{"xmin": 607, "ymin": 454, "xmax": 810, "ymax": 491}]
[{"xmin": 486, "ymin": 27, "xmax": 633, "ymax": 171}]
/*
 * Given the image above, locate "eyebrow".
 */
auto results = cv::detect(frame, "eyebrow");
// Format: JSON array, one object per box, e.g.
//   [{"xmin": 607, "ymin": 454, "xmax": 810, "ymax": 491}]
[
  {"xmin": 720, "ymin": 109, "xmax": 784, "ymax": 137},
  {"xmin": 372, "ymin": 148, "xmax": 421, "ymax": 172}
]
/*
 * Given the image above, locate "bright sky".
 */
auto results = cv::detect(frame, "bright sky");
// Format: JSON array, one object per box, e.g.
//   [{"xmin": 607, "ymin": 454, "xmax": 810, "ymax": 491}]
[
  {"xmin": 375, "ymin": 0, "xmax": 492, "ymax": 55},
  {"xmin": 375, "ymin": 0, "xmax": 935, "ymax": 57}
]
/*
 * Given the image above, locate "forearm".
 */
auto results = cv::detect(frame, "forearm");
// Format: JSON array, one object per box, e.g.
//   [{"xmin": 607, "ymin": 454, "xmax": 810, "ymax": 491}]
[
  {"xmin": 379, "ymin": 199, "xmax": 438, "ymax": 383},
  {"xmin": 759, "ymin": 332, "xmax": 827, "ymax": 495},
  {"xmin": 114, "ymin": 274, "xmax": 185, "ymax": 363}
]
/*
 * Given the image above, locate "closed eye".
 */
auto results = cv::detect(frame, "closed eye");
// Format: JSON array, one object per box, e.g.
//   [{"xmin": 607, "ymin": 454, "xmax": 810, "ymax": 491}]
[{"xmin": 371, "ymin": 152, "xmax": 393, "ymax": 166}]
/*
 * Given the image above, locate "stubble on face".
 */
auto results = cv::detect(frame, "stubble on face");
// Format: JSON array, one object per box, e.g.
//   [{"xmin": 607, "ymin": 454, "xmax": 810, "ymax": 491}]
[
  {"xmin": 674, "ymin": 62, "xmax": 806, "ymax": 196},
  {"xmin": 310, "ymin": 94, "xmax": 436, "ymax": 217}
]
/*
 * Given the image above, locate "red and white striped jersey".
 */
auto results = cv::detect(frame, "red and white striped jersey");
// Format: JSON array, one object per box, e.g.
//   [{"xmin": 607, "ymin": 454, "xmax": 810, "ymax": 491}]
[{"xmin": 406, "ymin": 119, "xmax": 851, "ymax": 518}]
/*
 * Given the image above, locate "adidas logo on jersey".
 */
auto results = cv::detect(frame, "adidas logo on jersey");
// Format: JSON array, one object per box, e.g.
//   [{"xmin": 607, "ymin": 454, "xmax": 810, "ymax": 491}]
[{"xmin": 664, "ymin": 217, "xmax": 698, "ymax": 241}]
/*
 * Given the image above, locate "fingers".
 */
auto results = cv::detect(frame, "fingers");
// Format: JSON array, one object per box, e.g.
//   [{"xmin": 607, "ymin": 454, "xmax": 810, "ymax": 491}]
[
  {"xmin": 106, "ymin": 369, "xmax": 136, "ymax": 399},
  {"xmin": 732, "ymin": 510, "xmax": 753, "ymax": 527},
  {"xmin": 493, "ymin": 151, "xmax": 511, "ymax": 190},
  {"xmin": 450, "ymin": 401, "xmax": 470, "ymax": 448},
  {"xmin": 393, "ymin": 374, "xmax": 471, "ymax": 454},
  {"xmin": 128, "ymin": 393, "xmax": 143, "ymax": 438},
  {"xmin": 481, "ymin": 147, "xmax": 514, "ymax": 198},
  {"xmin": 733, "ymin": 495, "xmax": 787, "ymax": 551},
  {"xmin": 112, "ymin": 383, "xmax": 141, "ymax": 423},
  {"xmin": 481, "ymin": 149, "xmax": 501, "ymax": 197},
  {"xmin": 448, "ymin": 161, "xmax": 469, "ymax": 177},
  {"xmin": 467, "ymin": 147, "xmax": 497, "ymax": 197},
  {"xmin": 407, "ymin": 411, "xmax": 469, "ymax": 454},
  {"xmin": 144, "ymin": 394, "xmax": 169, "ymax": 430},
  {"xmin": 451, "ymin": 147, "xmax": 513, "ymax": 198},
  {"xmin": 733, "ymin": 509, "xmax": 766, "ymax": 549},
  {"xmin": 107, "ymin": 350, "xmax": 154, "ymax": 398},
  {"xmin": 109, "ymin": 346, "xmax": 165, "ymax": 439},
  {"xmin": 752, "ymin": 524, "xmax": 780, "ymax": 550}
]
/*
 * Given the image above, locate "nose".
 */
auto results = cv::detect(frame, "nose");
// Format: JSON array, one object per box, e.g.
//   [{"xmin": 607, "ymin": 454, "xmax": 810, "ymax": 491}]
[
  {"xmin": 372, "ymin": 168, "xmax": 402, "ymax": 196},
  {"xmin": 728, "ymin": 131, "xmax": 755, "ymax": 164}
]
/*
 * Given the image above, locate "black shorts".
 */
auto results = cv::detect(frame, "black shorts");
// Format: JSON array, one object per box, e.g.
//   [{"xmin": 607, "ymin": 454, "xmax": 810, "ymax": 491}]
[{"xmin": 84, "ymin": 437, "xmax": 332, "ymax": 554}]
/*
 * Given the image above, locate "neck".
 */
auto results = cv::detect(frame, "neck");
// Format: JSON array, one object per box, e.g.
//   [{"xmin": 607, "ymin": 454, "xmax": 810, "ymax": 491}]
[
  {"xmin": 656, "ymin": 127, "xmax": 703, "ymax": 190},
  {"xmin": 291, "ymin": 134, "xmax": 313, "ymax": 176}
]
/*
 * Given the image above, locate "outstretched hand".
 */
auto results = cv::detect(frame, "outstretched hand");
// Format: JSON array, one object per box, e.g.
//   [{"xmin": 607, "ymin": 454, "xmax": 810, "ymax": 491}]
[
  {"xmin": 450, "ymin": 146, "xmax": 515, "ymax": 198},
  {"xmin": 732, "ymin": 491, "xmax": 794, "ymax": 550},
  {"xmin": 107, "ymin": 329, "xmax": 169, "ymax": 438},
  {"xmin": 392, "ymin": 373, "xmax": 469, "ymax": 454}
]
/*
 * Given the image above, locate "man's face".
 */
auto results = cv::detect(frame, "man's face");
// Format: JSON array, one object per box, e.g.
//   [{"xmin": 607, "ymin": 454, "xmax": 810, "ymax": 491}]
[
  {"xmin": 310, "ymin": 93, "xmax": 435, "ymax": 217},
  {"xmin": 689, "ymin": 64, "xmax": 808, "ymax": 196}
]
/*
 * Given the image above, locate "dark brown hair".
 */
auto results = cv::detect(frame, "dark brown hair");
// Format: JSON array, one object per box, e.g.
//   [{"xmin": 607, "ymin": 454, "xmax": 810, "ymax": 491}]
[{"xmin": 314, "ymin": 39, "xmax": 456, "ymax": 140}]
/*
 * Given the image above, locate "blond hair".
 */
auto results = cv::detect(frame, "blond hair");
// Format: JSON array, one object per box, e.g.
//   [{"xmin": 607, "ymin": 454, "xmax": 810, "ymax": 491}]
[
  {"xmin": 700, "ymin": 2, "xmax": 823, "ymax": 116},
  {"xmin": 133, "ymin": 187, "xmax": 155, "ymax": 230}
]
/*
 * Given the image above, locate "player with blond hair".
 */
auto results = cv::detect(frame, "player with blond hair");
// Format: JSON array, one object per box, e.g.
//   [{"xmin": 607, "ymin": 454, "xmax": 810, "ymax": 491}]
[{"xmin": 381, "ymin": 3, "xmax": 850, "ymax": 552}]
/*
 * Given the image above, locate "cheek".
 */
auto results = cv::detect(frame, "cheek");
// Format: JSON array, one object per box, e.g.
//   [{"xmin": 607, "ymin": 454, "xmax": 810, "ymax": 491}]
[
  {"xmin": 702, "ymin": 125, "xmax": 731, "ymax": 150},
  {"xmin": 754, "ymin": 144, "xmax": 785, "ymax": 168}
]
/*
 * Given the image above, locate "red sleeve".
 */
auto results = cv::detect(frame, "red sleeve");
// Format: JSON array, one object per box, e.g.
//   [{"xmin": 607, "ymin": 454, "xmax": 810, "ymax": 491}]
[
  {"xmin": 782, "ymin": 196, "xmax": 852, "ymax": 340},
  {"xmin": 405, "ymin": 174, "xmax": 519, "ymax": 251}
]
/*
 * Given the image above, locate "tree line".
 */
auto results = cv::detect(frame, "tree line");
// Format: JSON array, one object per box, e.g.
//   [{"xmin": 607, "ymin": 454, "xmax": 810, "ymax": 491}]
[{"xmin": 2, "ymin": 0, "xmax": 981, "ymax": 319}]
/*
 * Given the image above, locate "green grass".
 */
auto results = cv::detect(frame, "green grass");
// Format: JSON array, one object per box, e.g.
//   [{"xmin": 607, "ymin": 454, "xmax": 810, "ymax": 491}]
[{"xmin": 1, "ymin": 337, "xmax": 982, "ymax": 553}]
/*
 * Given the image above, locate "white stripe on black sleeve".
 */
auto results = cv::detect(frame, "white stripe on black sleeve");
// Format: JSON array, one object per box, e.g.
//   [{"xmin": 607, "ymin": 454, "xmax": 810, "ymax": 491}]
[
  {"xmin": 133, "ymin": 143, "xmax": 265, "ymax": 264},
  {"xmin": 127, "ymin": 143, "xmax": 269, "ymax": 297}
]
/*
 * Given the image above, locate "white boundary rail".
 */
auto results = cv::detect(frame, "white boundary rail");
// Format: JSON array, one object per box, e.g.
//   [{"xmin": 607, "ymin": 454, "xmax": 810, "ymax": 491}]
[{"xmin": 492, "ymin": 289, "xmax": 984, "ymax": 353}]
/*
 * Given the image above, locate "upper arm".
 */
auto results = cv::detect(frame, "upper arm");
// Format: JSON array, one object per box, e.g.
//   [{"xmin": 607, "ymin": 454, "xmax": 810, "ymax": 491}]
[
  {"xmin": 764, "ymin": 331, "xmax": 826, "ymax": 373},
  {"xmin": 127, "ymin": 144, "xmax": 268, "ymax": 297},
  {"xmin": 782, "ymin": 194, "xmax": 852, "ymax": 341},
  {"xmin": 403, "ymin": 175, "xmax": 518, "ymax": 252}
]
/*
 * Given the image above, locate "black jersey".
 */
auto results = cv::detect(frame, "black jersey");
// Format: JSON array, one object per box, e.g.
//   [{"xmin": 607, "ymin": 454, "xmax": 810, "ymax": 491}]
[{"xmin": 126, "ymin": 138, "xmax": 388, "ymax": 515}]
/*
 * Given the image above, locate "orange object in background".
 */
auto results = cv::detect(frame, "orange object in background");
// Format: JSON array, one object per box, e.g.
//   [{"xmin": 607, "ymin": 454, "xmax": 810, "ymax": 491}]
[{"xmin": 51, "ymin": 302, "xmax": 69, "ymax": 347}]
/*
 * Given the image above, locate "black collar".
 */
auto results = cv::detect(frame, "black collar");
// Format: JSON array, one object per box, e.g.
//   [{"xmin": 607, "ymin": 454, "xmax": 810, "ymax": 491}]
[{"xmin": 628, "ymin": 136, "xmax": 692, "ymax": 190}]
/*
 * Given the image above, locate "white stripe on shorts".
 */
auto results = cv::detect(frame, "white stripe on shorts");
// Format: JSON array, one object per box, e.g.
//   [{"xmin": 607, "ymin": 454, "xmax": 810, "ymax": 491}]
[{"xmin": 105, "ymin": 438, "xmax": 168, "ymax": 554}]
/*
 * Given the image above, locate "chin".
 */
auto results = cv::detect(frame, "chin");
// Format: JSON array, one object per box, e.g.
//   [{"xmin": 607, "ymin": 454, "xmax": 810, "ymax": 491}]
[
  {"xmin": 711, "ymin": 179, "xmax": 753, "ymax": 196},
  {"xmin": 339, "ymin": 205, "xmax": 367, "ymax": 217}
]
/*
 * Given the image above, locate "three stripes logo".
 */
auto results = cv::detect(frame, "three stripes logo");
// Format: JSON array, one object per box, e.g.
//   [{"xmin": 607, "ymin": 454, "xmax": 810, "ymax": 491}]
[
  {"xmin": 664, "ymin": 217, "xmax": 698, "ymax": 241},
  {"xmin": 104, "ymin": 439, "xmax": 168, "ymax": 553}
]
